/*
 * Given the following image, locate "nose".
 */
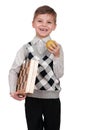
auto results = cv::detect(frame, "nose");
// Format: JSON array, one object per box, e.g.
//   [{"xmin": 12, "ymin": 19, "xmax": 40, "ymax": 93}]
[{"xmin": 42, "ymin": 22, "xmax": 47, "ymax": 26}]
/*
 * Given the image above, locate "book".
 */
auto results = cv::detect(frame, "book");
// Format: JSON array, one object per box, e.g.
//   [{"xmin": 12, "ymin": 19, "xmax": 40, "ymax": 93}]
[{"xmin": 16, "ymin": 59, "xmax": 39, "ymax": 97}]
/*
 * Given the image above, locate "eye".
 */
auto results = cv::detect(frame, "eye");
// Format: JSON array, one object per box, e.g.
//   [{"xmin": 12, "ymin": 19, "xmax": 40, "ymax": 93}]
[
  {"xmin": 38, "ymin": 20, "xmax": 42, "ymax": 22},
  {"xmin": 47, "ymin": 21, "xmax": 52, "ymax": 24}
]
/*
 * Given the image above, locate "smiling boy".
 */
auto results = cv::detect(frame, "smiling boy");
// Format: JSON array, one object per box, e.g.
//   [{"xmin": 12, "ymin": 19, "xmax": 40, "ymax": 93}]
[
  {"xmin": 32, "ymin": 14, "xmax": 56, "ymax": 38},
  {"xmin": 9, "ymin": 5, "xmax": 64, "ymax": 130}
]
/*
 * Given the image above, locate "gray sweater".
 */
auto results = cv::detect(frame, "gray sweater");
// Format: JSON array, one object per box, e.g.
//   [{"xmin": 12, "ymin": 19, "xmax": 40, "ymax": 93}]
[{"xmin": 8, "ymin": 36, "xmax": 64, "ymax": 99}]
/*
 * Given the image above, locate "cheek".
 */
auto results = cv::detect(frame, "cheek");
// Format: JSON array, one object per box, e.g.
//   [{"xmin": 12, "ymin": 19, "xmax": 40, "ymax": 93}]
[
  {"xmin": 48, "ymin": 24, "xmax": 56, "ymax": 30},
  {"xmin": 32, "ymin": 21, "xmax": 37, "ymax": 28},
  {"xmin": 32, "ymin": 22, "xmax": 39, "ymax": 29},
  {"xmin": 53, "ymin": 24, "xmax": 56, "ymax": 30}
]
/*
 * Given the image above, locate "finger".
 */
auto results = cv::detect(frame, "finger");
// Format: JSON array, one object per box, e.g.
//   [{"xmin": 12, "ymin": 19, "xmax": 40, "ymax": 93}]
[
  {"xmin": 13, "ymin": 96, "xmax": 25, "ymax": 101},
  {"xmin": 48, "ymin": 46, "xmax": 55, "ymax": 51},
  {"xmin": 11, "ymin": 92, "xmax": 26, "ymax": 100},
  {"xmin": 48, "ymin": 49, "xmax": 54, "ymax": 54},
  {"xmin": 51, "ymin": 43, "xmax": 57, "ymax": 49}
]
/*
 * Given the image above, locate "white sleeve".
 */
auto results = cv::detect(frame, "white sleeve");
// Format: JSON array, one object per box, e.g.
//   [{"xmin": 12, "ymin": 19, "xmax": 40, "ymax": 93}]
[
  {"xmin": 8, "ymin": 44, "xmax": 28, "ymax": 93},
  {"xmin": 53, "ymin": 45, "xmax": 64, "ymax": 79}
]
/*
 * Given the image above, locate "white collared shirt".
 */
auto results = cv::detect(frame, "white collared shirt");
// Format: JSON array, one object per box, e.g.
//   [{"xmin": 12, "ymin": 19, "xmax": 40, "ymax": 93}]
[{"xmin": 31, "ymin": 36, "xmax": 51, "ymax": 54}]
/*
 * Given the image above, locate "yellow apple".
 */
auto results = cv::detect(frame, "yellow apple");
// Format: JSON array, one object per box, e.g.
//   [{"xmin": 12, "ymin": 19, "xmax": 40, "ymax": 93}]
[{"xmin": 46, "ymin": 40, "xmax": 57, "ymax": 49}]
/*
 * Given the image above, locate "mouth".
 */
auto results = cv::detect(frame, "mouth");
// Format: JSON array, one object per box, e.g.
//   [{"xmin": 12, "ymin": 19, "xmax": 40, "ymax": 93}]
[{"xmin": 39, "ymin": 28, "xmax": 48, "ymax": 32}]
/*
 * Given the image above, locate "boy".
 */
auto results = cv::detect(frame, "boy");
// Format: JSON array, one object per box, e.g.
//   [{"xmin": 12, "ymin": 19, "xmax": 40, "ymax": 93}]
[{"xmin": 9, "ymin": 5, "xmax": 64, "ymax": 130}]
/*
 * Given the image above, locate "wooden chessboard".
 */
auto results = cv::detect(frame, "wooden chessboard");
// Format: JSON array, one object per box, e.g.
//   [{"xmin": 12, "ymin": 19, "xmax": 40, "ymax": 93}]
[{"xmin": 16, "ymin": 59, "xmax": 39, "ymax": 96}]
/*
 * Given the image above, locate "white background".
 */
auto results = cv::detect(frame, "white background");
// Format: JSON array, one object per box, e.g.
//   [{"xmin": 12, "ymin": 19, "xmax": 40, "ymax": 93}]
[{"xmin": 0, "ymin": 0, "xmax": 86, "ymax": 129}]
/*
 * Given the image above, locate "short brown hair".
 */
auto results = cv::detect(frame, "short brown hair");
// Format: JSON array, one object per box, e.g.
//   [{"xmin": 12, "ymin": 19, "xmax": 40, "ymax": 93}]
[{"xmin": 33, "ymin": 5, "xmax": 57, "ymax": 23}]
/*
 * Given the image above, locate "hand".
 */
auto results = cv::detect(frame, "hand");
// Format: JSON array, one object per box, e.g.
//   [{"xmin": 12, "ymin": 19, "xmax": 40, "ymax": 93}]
[
  {"xmin": 10, "ymin": 92, "xmax": 26, "ymax": 101},
  {"xmin": 48, "ymin": 41, "xmax": 60, "ymax": 57}
]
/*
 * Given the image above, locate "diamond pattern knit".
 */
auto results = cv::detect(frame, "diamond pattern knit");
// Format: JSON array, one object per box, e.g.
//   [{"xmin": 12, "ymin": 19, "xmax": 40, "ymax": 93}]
[{"xmin": 27, "ymin": 42, "xmax": 60, "ymax": 91}]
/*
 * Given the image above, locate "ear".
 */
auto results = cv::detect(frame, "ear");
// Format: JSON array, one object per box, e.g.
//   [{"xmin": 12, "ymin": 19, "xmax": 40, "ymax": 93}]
[
  {"xmin": 52, "ymin": 24, "xmax": 57, "ymax": 31},
  {"xmin": 32, "ymin": 21, "xmax": 34, "ymax": 28}
]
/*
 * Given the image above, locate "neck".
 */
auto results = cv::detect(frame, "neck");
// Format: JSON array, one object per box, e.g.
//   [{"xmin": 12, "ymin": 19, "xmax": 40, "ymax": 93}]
[{"xmin": 36, "ymin": 35, "xmax": 50, "ymax": 39}]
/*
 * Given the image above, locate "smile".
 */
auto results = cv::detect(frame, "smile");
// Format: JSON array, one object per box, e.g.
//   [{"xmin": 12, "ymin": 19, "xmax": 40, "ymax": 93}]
[{"xmin": 39, "ymin": 28, "xmax": 48, "ymax": 32}]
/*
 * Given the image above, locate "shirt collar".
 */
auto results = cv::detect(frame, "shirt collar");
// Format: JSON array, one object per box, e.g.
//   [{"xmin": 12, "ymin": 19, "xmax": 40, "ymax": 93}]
[{"xmin": 31, "ymin": 36, "xmax": 51, "ymax": 45}]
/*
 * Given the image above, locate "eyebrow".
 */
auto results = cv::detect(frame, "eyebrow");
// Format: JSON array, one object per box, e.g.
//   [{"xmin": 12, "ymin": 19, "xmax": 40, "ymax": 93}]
[{"xmin": 36, "ymin": 17, "xmax": 54, "ymax": 20}]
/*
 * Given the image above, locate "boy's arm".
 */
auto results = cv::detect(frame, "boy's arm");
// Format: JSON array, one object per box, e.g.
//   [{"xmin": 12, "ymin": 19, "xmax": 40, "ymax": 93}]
[
  {"xmin": 53, "ymin": 45, "xmax": 64, "ymax": 79},
  {"xmin": 8, "ymin": 44, "xmax": 29, "ymax": 93}
]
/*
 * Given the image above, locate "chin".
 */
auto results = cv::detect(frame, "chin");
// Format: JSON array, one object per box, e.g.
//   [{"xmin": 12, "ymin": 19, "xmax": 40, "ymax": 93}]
[{"xmin": 38, "ymin": 34, "xmax": 49, "ymax": 38}]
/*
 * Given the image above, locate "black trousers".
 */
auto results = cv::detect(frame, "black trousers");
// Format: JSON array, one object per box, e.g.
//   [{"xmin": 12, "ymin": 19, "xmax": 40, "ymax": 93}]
[{"xmin": 25, "ymin": 97, "xmax": 61, "ymax": 130}]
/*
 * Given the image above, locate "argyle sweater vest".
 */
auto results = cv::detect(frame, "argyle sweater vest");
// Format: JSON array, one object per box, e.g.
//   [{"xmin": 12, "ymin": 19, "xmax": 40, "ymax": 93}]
[{"xmin": 27, "ymin": 42, "xmax": 60, "ymax": 91}]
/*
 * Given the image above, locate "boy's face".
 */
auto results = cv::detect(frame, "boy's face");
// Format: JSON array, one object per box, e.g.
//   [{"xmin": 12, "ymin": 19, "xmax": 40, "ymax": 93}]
[{"xmin": 32, "ymin": 14, "xmax": 56, "ymax": 38}]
